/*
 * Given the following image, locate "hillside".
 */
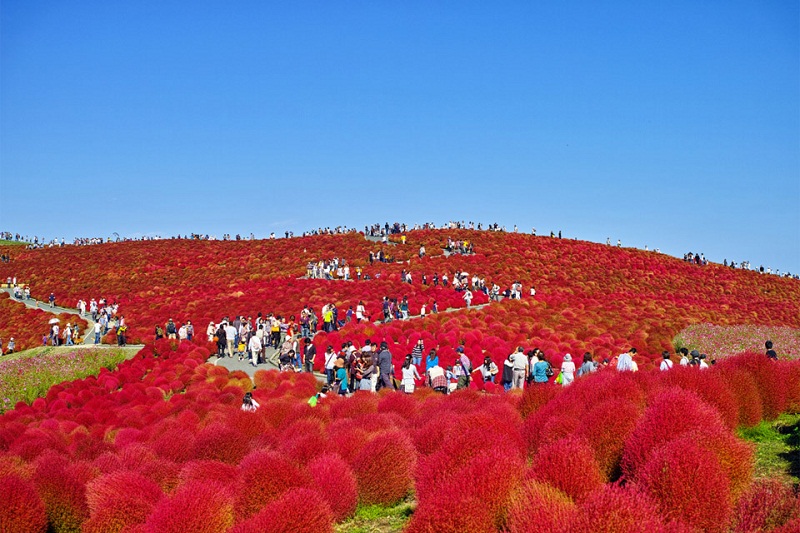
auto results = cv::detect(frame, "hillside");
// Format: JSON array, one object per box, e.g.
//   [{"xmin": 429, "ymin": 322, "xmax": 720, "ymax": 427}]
[
  {"xmin": 1, "ymin": 230, "xmax": 797, "ymax": 368},
  {"xmin": 0, "ymin": 229, "xmax": 799, "ymax": 532}
]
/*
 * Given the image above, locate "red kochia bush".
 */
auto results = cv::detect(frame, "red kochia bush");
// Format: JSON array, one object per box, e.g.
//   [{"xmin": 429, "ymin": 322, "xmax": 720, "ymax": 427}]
[
  {"xmin": 192, "ymin": 422, "xmax": 250, "ymax": 464},
  {"xmin": 661, "ymin": 366, "xmax": 739, "ymax": 430},
  {"xmin": 719, "ymin": 367, "xmax": 764, "ymax": 427},
  {"xmin": 0, "ymin": 474, "xmax": 47, "ymax": 533},
  {"xmin": 33, "ymin": 453, "xmax": 92, "ymax": 533},
  {"xmin": 228, "ymin": 488, "xmax": 334, "ymax": 533},
  {"xmin": 506, "ymin": 479, "xmax": 575, "ymax": 533},
  {"xmin": 530, "ymin": 436, "xmax": 604, "ymax": 502},
  {"xmin": 353, "ymin": 429, "xmax": 416, "ymax": 506},
  {"xmin": 84, "ymin": 471, "xmax": 164, "ymax": 515},
  {"xmin": 308, "ymin": 454, "xmax": 358, "ymax": 522},
  {"xmin": 732, "ymin": 478, "xmax": 800, "ymax": 532},
  {"xmin": 637, "ymin": 438, "xmax": 731, "ymax": 533},
  {"xmin": 143, "ymin": 481, "xmax": 234, "ymax": 533},
  {"xmin": 235, "ymin": 450, "xmax": 312, "ymax": 519},
  {"xmin": 575, "ymin": 398, "xmax": 641, "ymax": 480},
  {"xmin": 621, "ymin": 388, "xmax": 727, "ymax": 479},
  {"xmin": 570, "ymin": 483, "xmax": 668, "ymax": 533}
]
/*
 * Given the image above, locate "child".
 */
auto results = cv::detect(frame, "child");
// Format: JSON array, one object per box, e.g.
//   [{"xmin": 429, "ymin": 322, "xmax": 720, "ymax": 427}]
[{"xmin": 308, "ymin": 386, "xmax": 330, "ymax": 407}]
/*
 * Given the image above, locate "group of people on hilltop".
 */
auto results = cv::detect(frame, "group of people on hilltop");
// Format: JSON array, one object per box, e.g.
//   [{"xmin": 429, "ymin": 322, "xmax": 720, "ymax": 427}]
[{"xmin": 306, "ymin": 258, "xmax": 354, "ymax": 280}]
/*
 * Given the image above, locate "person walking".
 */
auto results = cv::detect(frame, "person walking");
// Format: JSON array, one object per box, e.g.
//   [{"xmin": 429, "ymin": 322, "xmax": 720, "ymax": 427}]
[
  {"xmin": 560, "ymin": 353, "xmax": 576, "ymax": 386},
  {"xmin": 511, "ymin": 347, "xmax": 527, "ymax": 389},
  {"xmin": 377, "ymin": 342, "xmax": 394, "ymax": 391},
  {"xmin": 401, "ymin": 355, "xmax": 421, "ymax": 394}
]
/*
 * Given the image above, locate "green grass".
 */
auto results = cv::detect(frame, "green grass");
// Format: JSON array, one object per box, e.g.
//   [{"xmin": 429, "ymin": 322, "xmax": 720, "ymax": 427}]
[
  {"xmin": 738, "ymin": 413, "xmax": 800, "ymax": 482},
  {"xmin": 334, "ymin": 500, "xmax": 415, "ymax": 533},
  {"xmin": 0, "ymin": 239, "xmax": 28, "ymax": 246}
]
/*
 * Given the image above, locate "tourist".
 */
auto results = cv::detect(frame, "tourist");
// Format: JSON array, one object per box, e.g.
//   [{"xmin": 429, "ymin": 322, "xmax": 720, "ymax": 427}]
[
  {"xmin": 248, "ymin": 332, "xmax": 261, "ymax": 367},
  {"xmin": 401, "ymin": 355, "xmax": 421, "ymax": 394},
  {"xmin": 576, "ymin": 352, "xmax": 598, "ymax": 376},
  {"xmin": 501, "ymin": 354, "xmax": 515, "ymax": 392},
  {"xmin": 324, "ymin": 345, "xmax": 336, "ymax": 385},
  {"xmin": 560, "ymin": 353, "xmax": 576, "ymax": 386},
  {"xmin": 472, "ymin": 355, "xmax": 499, "ymax": 383},
  {"xmin": 411, "ymin": 339, "xmax": 424, "ymax": 367},
  {"xmin": 334, "ymin": 359, "xmax": 349, "ymax": 395},
  {"xmin": 766, "ymin": 340, "xmax": 778, "ymax": 361},
  {"xmin": 302, "ymin": 338, "xmax": 316, "ymax": 373},
  {"xmin": 660, "ymin": 351, "xmax": 674, "ymax": 371},
  {"xmin": 531, "ymin": 354, "xmax": 552, "ymax": 384},
  {"xmin": 241, "ymin": 392, "xmax": 260, "ymax": 412},
  {"xmin": 616, "ymin": 347, "xmax": 636, "ymax": 372},
  {"xmin": 511, "ymin": 347, "xmax": 527, "ymax": 389},
  {"xmin": 377, "ymin": 342, "xmax": 394, "ymax": 391}
]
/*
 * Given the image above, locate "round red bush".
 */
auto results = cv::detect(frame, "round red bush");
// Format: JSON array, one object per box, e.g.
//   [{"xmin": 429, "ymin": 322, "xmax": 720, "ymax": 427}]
[
  {"xmin": 506, "ymin": 479, "xmax": 575, "ymax": 533},
  {"xmin": 732, "ymin": 478, "xmax": 800, "ymax": 532},
  {"xmin": 0, "ymin": 474, "xmax": 47, "ymax": 533},
  {"xmin": 228, "ymin": 488, "xmax": 333, "ymax": 533},
  {"xmin": 621, "ymin": 388, "xmax": 727, "ymax": 479},
  {"xmin": 143, "ymin": 481, "xmax": 234, "ymax": 533},
  {"xmin": 531, "ymin": 436, "xmax": 604, "ymax": 502},
  {"xmin": 308, "ymin": 454, "xmax": 358, "ymax": 522},
  {"xmin": 353, "ymin": 429, "xmax": 416, "ymax": 506},
  {"xmin": 636, "ymin": 438, "xmax": 731, "ymax": 532}
]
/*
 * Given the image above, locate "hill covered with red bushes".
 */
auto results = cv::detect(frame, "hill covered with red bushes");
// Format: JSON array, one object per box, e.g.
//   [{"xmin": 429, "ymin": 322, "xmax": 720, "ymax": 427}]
[{"xmin": 1, "ymin": 229, "xmax": 799, "ymax": 532}]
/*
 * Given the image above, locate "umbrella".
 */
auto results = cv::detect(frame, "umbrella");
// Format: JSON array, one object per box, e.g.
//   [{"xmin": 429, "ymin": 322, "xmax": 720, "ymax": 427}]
[{"xmin": 48, "ymin": 318, "xmax": 60, "ymax": 324}]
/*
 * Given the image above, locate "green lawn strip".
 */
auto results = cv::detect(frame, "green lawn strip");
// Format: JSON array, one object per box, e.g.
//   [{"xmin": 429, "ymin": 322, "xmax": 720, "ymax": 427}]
[
  {"xmin": 334, "ymin": 500, "xmax": 415, "ymax": 533},
  {"xmin": 738, "ymin": 413, "xmax": 800, "ymax": 482},
  {"xmin": 0, "ymin": 345, "xmax": 141, "ymax": 413},
  {"xmin": 0, "ymin": 239, "xmax": 28, "ymax": 246}
]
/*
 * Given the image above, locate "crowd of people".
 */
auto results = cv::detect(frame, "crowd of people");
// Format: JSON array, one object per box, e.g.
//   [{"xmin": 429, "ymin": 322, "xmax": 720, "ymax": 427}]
[
  {"xmin": 305, "ymin": 258, "xmax": 357, "ymax": 280},
  {"xmin": 4, "ymin": 222, "xmax": 797, "ymax": 278}
]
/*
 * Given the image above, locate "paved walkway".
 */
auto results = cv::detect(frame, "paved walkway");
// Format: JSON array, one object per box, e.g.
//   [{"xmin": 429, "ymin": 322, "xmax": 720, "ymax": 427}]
[{"xmin": 0, "ymin": 287, "xmax": 103, "ymax": 345}]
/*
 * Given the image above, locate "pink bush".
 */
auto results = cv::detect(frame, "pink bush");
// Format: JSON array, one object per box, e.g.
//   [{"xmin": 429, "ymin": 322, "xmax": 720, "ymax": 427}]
[{"xmin": 570, "ymin": 483, "xmax": 668, "ymax": 533}]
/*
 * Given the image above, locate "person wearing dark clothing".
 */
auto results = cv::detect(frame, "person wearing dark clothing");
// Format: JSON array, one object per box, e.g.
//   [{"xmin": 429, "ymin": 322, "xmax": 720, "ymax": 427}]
[
  {"xmin": 766, "ymin": 340, "xmax": 778, "ymax": 361},
  {"xmin": 377, "ymin": 342, "xmax": 394, "ymax": 390}
]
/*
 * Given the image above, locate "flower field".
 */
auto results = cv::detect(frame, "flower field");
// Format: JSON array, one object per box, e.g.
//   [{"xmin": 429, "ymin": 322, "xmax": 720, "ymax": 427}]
[
  {"xmin": 675, "ymin": 324, "xmax": 800, "ymax": 360},
  {"xmin": 0, "ymin": 347, "xmax": 137, "ymax": 414},
  {"xmin": 0, "ymin": 230, "xmax": 799, "ymax": 532}
]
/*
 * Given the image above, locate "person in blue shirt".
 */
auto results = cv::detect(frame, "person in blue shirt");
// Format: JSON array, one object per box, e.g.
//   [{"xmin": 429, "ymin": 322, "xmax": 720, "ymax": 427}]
[
  {"xmin": 425, "ymin": 349, "xmax": 439, "ymax": 372},
  {"xmin": 532, "ymin": 354, "xmax": 552, "ymax": 384}
]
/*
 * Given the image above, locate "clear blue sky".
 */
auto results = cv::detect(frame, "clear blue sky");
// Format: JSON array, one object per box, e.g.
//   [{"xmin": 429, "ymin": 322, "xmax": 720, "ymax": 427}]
[{"xmin": 2, "ymin": 1, "xmax": 798, "ymax": 272}]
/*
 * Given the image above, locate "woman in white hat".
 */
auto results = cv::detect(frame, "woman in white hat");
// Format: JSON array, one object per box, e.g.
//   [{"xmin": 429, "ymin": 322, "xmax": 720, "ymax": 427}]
[{"xmin": 560, "ymin": 353, "xmax": 576, "ymax": 387}]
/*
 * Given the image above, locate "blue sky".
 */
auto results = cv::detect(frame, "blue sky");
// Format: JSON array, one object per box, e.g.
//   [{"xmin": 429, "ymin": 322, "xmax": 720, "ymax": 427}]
[{"xmin": 1, "ymin": 1, "xmax": 798, "ymax": 272}]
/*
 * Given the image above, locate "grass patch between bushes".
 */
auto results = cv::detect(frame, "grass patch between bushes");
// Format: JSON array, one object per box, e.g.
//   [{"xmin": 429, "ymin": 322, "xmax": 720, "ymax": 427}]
[
  {"xmin": 334, "ymin": 500, "xmax": 415, "ymax": 533},
  {"xmin": 738, "ymin": 412, "xmax": 800, "ymax": 483}
]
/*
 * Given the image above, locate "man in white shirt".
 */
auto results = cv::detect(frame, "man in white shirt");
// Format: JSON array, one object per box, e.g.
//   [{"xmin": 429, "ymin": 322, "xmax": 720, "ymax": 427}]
[
  {"xmin": 616, "ymin": 348, "xmax": 636, "ymax": 372},
  {"xmin": 511, "ymin": 347, "xmax": 527, "ymax": 389},
  {"xmin": 225, "ymin": 323, "xmax": 236, "ymax": 358}
]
